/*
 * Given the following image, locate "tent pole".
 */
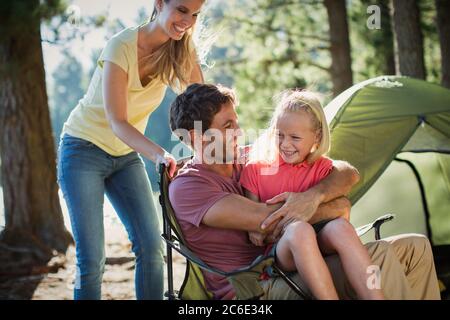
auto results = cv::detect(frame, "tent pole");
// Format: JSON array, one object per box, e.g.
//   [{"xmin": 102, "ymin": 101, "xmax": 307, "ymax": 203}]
[{"xmin": 394, "ymin": 157, "xmax": 433, "ymax": 245}]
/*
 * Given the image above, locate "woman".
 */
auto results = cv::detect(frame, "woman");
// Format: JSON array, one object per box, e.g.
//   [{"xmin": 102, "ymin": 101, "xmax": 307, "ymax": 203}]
[{"xmin": 57, "ymin": 0, "xmax": 206, "ymax": 300}]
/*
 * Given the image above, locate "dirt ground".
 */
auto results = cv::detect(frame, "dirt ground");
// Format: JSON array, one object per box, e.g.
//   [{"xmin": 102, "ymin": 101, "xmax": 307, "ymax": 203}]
[
  {"xmin": 1, "ymin": 246, "xmax": 186, "ymax": 300},
  {"xmin": 0, "ymin": 192, "xmax": 186, "ymax": 300}
]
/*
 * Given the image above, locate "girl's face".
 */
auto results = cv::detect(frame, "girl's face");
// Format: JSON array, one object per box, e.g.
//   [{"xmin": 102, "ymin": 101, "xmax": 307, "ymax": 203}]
[
  {"xmin": 276, "ymin": 110, "xmax": 320, "ymax": 165},
  {"xmin": 157, "ymin": 0, "xmax": 204, "ymax": 40}
]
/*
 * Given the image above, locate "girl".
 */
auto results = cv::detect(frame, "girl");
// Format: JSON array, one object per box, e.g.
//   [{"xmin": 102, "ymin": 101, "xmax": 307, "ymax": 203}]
[
  {"xmin": 57, "ymin": 0, "xmax": 206, "ymax": 300},
  {"xmin": 239, "ymin": 90, "xmax": 384, "ymax": 300}
]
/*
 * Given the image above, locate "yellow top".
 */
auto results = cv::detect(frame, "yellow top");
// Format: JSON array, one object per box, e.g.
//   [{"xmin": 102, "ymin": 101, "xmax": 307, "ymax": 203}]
[{"xmin": 62, "ymin": 26, "xmax": 167, "ymax": 156}]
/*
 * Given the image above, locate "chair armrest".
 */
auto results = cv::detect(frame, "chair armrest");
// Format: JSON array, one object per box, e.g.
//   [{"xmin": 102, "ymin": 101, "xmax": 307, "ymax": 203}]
[{"xmin": 355, "ymin": 214, "xmax": 395, "ymax": 240}]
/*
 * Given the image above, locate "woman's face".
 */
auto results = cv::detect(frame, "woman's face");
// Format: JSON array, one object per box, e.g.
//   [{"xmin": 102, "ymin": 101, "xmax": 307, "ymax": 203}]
[
  {"xmin": 156, "ymin": 0, "xmax": 204, "ymax": 40},
  {"xmin": 276, "ymin": 110, "xmax": 319, "ymax": 165}
]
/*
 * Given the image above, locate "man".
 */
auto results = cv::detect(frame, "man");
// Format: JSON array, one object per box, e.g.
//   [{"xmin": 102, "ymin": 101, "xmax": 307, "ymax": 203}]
[{"xmin": 168, "ymin": 83, "xmax": 440, "ymax": 300}]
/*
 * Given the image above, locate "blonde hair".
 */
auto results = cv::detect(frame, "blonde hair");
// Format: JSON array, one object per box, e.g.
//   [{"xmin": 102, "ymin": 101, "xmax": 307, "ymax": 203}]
[
  {"xmin": 144, "ymin": 0, "xmax": 205, "ymax": 92},
  {"xmin": 250, "ymin": 90, "xmax": 330, "ymax": 165}
]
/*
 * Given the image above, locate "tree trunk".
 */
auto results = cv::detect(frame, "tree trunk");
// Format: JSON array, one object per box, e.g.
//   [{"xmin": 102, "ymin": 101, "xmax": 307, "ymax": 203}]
[
  {"xmin": 324, "ymin": 0, "xmax": 353, "ymax": 96},
  {"xmin": 0, "ymin": 0, "xmax": 72, "ymax": 271},
  {"xmin": 435, "ymin": 0, "xmax": 450, "ymax": 88},
  {"xmin": 359, "ymin": 0, "xmax": 395, "ymax": 75},
  {"xmin": 390, "ymin": 0, "xmax": 426, "ymax": 79},
  {"xmin": 379, "ymin": 0, "xmax": 396, "ymax": 75}
]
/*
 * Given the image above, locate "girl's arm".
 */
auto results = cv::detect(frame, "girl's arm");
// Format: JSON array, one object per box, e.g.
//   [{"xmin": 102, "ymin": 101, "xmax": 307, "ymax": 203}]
[{"xmin": 102, "ymin": 61, "xmax": 177, "ymax": 176}]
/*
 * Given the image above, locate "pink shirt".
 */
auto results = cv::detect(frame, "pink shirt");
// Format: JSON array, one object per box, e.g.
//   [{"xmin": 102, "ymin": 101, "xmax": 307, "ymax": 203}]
[
  {"xmin": 169, "ymin": 161, "xmax": 265, "ymax": 300},
  {"xmin": 239, "ymin": 156, "xmax": 333, "ymax": 202}
]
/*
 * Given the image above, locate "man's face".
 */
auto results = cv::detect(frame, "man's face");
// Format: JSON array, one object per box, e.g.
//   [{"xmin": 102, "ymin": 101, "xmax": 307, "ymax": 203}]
[{"xmin": 202, "ymin": 101, "xmax": 241, "ymax": 164}]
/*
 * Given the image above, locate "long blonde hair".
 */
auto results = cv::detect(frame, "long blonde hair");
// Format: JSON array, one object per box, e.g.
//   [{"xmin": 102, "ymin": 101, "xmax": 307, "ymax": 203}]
[
  {"xmin": 145, "ymin": 0, "xmax": 203, "ymax": 92},
  {"xmin": 250, "ymin": 89, "xmax": 331, "ymax": 165}
]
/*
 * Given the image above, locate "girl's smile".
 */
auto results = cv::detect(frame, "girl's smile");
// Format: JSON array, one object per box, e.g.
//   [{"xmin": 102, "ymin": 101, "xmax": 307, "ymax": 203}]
[{"xmin": 276, "ymin": 110, "xmax": 319, "ymax": 165}]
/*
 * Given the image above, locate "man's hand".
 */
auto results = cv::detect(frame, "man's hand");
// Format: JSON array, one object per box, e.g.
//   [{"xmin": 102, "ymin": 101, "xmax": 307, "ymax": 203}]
[
  {"xmin": 248, "ymin": 231, "xmax": 266, "ymax": 246},
  {"xmin": 261, "ymin": 190, "xmax": 322, "ymax": 239}
]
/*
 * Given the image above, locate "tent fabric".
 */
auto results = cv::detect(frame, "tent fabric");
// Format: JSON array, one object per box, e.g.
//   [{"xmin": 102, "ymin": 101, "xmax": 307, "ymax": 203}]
[
  {"xmin": 402, "ymin": 123, "xmax": 450, "ymax": 153},
  {"xmin": 325, "ymin": 76, "xmax": 450, "ymax": 245},
  {"xmin": 396, "ymin": 153, "xmax": 450, "ymax": 246}
]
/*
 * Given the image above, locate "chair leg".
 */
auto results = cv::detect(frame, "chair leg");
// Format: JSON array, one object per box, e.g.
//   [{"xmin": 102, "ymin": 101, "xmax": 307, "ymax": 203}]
[
  {"xmin": 163, "ymin": 215, "xmax": 176, "ymax": 300},
  {"xmin": 166, "ymin": 243, "xmax": 176, "ymax": 300},
  {"xmin": 272, "ymin": 264, "xmax": 313, "ymax": 300}
]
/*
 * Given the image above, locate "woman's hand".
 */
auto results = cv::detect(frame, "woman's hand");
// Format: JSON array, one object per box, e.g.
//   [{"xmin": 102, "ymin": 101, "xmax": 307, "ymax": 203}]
[{"xmin": 155, "ymin": 152, "xmax": 177, "ymax": 178}]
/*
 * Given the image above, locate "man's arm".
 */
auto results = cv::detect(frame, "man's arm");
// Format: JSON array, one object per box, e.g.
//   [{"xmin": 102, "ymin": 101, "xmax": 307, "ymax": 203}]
[
  {"xmin": 311, "ymin": 160, "xmax": 360, "ymax": 203},
  {"xmin": 261, "ymin": 160, "xmax": 359, "ymax": 229},
  {"xmin": 202, "ymin": 194, "xmax": 282, "ymax": 233},
  {"xmin": 309, "ymin": 196, "xmax": 351, "ymax": 224},
  {"xmin": 265, "ymin": 196, "xmax": 351, "ymax": 243}
]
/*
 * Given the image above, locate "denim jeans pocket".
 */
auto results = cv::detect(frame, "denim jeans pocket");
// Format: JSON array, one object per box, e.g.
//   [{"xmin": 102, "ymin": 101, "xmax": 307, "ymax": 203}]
[{"xmin": 61, "ymin": 134, "xmax": 95, "ymax": 149}]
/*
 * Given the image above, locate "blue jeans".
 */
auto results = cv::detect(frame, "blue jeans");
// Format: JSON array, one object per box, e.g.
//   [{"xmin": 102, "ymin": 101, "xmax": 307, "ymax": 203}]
[{"xmin": 57, "ymin": 134, "xmax": 164, "ymax": 300}]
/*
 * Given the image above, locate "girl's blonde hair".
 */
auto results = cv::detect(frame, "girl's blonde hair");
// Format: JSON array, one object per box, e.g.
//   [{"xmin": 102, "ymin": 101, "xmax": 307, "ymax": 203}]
[
  {"xmin": 144, "ymin": 0, "xmax": 206, "ymax": 92},
  {"xmin": 250, "ymin": 89, "xmax": 331, "ymax": 165}
]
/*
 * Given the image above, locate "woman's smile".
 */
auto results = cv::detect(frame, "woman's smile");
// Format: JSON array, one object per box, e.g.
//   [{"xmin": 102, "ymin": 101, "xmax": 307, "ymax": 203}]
[{"xmin": 173, "ymin": 23, "xmax": 187, "ymax": 35}]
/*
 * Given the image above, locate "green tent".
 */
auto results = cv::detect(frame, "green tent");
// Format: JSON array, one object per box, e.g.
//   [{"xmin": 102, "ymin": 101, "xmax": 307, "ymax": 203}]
[{"xmin": 325, "ymin": 76, "xmax": 450, "ymax": 294}]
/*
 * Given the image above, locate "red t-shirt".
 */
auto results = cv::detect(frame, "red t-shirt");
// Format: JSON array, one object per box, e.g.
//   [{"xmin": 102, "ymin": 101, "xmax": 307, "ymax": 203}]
[
  {"xmin": 239, "ymin": 156, "xmax": 333, "ymax": 202},
  {"xmin": 169, "ymin": 161, "xmax": 265, "ymax": 299}
]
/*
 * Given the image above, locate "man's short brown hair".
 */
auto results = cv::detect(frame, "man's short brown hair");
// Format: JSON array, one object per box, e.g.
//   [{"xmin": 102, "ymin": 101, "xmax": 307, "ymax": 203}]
[{"xmin": 170, "ymin": 83, "xmax": 237, "ymax": 134}]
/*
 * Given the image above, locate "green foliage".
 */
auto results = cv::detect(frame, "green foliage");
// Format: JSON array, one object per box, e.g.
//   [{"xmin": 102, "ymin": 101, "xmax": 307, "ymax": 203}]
[
  {"xmin": 207, "ymin": 0, "xmax": 333, "ymax": 130},
  {"xmin": 42, "ymin": 10, "xmax": 109, "ymax": 45},
  {"xmin": 0, "ymin": 0, "xmax": 65, "ymax": 22},
  {"xmin": 204, "ymin": 0, "xmax": 442, "ymax": 131},
  {"xmin": 348, "ymin": 0, "xmax": 395, "ymax": 81},
  {"xmin": 36, "ymin": 0, "xmax": 67, "ymax": 21},
  {"xmin": 419, "ymin": 0, "xmax": 442, "ymax": 84},
  {"xmin": 0, "ymin": 0, "xmax": 66, "ymax": 38}
]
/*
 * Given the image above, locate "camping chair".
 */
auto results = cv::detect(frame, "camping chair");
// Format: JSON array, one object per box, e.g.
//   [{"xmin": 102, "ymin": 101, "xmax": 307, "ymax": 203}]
[{"xmin": 158, "ymin": 161, "xmax": 395, "ymax": 300}]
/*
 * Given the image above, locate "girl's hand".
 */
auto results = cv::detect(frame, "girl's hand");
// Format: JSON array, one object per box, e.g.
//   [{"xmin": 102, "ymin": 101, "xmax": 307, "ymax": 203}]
[
  {"xmin": 248, "ymin": 231, "xmax": 266, "ymax": 247},
  {"xmin": 155, "ymin": 152, "xmax": 177, "ymax": 178}
]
